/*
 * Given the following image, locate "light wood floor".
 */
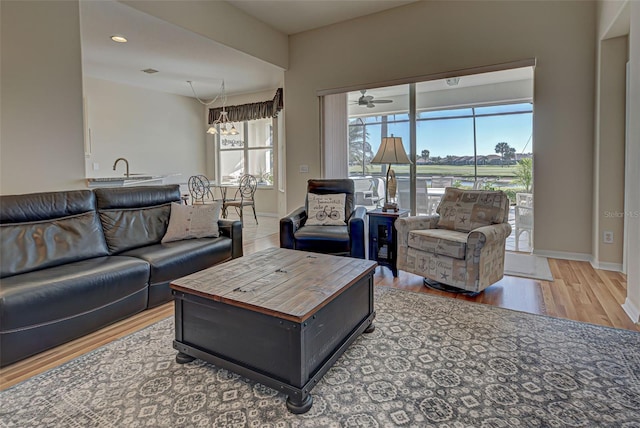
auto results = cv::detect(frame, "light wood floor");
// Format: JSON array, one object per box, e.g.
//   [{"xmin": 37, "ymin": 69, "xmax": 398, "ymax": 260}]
[{"xmin": 2, "ymin": 222, "xmax": 638, "ymax": 391}]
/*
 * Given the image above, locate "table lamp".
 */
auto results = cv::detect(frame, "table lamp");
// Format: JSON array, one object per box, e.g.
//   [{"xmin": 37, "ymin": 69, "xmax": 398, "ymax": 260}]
[{"xmin": 370, "ymin": 135, "xmax": 412, "ymax": 212}]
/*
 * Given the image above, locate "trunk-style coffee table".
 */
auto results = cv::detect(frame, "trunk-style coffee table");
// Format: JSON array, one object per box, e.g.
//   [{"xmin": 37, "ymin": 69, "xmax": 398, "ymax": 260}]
[{"xmin": 170, "ymin": 247, "xmax": 377, "ymax": 414}]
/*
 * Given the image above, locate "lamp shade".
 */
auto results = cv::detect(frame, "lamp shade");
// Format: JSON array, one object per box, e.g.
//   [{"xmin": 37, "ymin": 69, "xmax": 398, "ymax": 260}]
[{"xmin": 370, "ymin": 136, "xmax": 412, "ymax": 165}]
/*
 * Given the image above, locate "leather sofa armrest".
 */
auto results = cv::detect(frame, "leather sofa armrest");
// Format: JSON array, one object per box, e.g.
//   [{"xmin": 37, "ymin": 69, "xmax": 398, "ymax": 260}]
[
  {"xmin": 395, "ymin": 215, "xmax": 440, "ymax": 246},
  {"xmin": 279, "ymin": 206, "xmax": 307, "ymax": 249},
  {"xmin": 348, "ymin": 206, "xmax": 367, "ymax": 258},
  {"xmin": 218, "ymin": 219, "xmax": 243, "ymax": 259}
]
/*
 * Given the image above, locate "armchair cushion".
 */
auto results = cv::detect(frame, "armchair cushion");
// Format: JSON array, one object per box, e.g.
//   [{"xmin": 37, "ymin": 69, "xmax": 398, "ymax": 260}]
[
  {"xmin": 408, "ymin": 229, "xmax": 468, "ymax": 260},
  {"xmin": 294, "ymin": 225, "xmax": 350, "ymax": 254},
  {"xmin": 436, "ymin": 188, "xmax": 509, "ymax": 232},
  {"xmin": 280, "ymin": 179, "xmax": 365, "ymax": 259},
  {"xmin": 305, "ymin": 193, "xmax": 346, "ymax": 226}
]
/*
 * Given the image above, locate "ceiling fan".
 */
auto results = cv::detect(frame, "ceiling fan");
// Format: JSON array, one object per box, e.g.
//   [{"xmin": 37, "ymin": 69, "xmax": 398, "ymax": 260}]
[{"xmin": 354, "ymin": 90, "xmax": 393, "ymax": 108}]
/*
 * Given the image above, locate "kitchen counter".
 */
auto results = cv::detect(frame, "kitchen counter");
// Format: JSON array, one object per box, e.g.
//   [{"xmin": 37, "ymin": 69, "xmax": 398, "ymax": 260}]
[{"xmin": 86, "ymin": 176, "xmax": 164, "ymax": 188}]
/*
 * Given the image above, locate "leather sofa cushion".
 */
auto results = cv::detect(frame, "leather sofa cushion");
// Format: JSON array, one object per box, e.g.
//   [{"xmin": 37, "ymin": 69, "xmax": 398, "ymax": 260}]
[
  {"xmin": 0, "ymin": 189, "xmax": 96, "ymax": 223},
  {"xmin": 408, "ymin": 229, "xmax": 468, "ymax": 260},
  {"xmin": 0, "ymin": 256, "xmax": 149, "ymax": 331},
  {"xmin": 121, "ymin": 237, "xmax": 232, "ymax": 285},
  {"xmin": 95, "ymin": 185, "xmax": 181, "ymax": 254},
  {"xmin": 1, "ymin": 211, "xmax": 109, "ymax": 278},
  {"xmin": 294, "ymin": 225, "xmax": 350, "ymax": 254},
  {"xmin": 94, "ymin": 185, "xmax": 181, "ymax": 210},
  {"xmin": 99, "ymin": 204, "xmax": 171, "ymax": 254}
]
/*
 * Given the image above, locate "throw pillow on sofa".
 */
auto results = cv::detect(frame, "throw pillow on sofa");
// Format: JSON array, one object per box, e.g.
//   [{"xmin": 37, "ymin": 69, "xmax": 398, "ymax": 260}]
[
  {"xmin": 305, "ymin": 193, "xmax": 346, "ymax": 226},
  {"xmin": 162, "ymin": 202, "xmax": 222, "ymax": 243}
]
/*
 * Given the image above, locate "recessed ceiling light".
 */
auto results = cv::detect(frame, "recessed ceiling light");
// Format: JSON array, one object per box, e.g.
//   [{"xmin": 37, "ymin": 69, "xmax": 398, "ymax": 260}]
[
  {"xmin": 110, "ymin": 35, "xmax": 128, "ymax": 43},
  {"xmin": 142, "ymin": 69, "xmax": 159, "ymax": 74}
]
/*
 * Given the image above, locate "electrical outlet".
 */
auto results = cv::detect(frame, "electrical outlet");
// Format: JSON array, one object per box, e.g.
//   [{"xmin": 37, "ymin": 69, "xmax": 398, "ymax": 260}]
[
  {"xmin": 92, "ymin": 162, "xmax": 100, "ymax": 171},
  {"xmin": 603, "ymin": 231, "xmax": 614, "ymax": 244}
]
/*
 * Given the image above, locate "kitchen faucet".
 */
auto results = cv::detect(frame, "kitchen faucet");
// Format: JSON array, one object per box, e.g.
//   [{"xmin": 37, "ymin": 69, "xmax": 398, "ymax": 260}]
[{"xmin": 113, "ymin": 157, "xmax": 130, "ymax": 178}]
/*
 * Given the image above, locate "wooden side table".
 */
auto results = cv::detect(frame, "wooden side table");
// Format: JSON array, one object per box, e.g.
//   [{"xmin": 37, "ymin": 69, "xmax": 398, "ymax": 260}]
[{"xmin": 367, "ymin": 208, "xmax": 409, "ymax": 277}]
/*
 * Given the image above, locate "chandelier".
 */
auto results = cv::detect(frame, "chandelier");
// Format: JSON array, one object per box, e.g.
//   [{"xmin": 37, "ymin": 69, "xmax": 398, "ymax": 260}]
[{"xmin": 187, "ymin": 80, "xmax": 239, "ymax": 136}]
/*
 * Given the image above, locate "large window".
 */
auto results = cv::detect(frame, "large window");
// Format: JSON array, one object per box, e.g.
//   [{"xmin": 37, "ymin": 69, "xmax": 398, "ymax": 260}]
[
  {"xmin": 349, "ymin": 114, "xmax": 410, "ymax": 177},
  {"xmin": 416, "ymin": 103, "xmax": 533, "ymax": 180},
  {"xmin": 216, "ymin": 118, "xmax": 273, "ymax": 185},
  {"xmin": 349, "ymin": 103, "xmax": 532, "ymax": 182}
]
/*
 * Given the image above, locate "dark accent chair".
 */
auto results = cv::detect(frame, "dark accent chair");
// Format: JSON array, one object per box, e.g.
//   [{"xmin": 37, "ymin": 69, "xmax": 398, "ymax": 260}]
[{"xmin": 279, "ymin": 179, "xmax": 366, "ymax": 259}]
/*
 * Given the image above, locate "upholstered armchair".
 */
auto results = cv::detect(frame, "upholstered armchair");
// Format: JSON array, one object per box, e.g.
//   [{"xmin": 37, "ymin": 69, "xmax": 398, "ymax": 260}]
[
  {"xmin": 396, "ymin": 188, "xmax": 512, "ymax": 294},
  {"xmin": 280, "ymin": 179, "xmax": 366, "ymax": 259}
]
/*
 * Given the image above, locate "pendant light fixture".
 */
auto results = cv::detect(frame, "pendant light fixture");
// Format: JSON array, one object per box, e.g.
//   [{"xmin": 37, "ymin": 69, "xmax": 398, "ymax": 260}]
[{"xmin": 188, "ymin": 80, "xmax": 238, "ymax": 136}]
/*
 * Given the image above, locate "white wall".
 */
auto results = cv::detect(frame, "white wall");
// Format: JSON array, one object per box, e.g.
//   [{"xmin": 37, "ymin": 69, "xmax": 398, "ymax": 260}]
[
  {"xmin": 84, "ymin": 77, "xmax": 206, "ymax": 184},
  {"xmin": 1, "ymin": 1, "xmax": 86, "ymax": 194},
  {"xmin": 285, "ymin": 0, "xmax": 596, "ymax": 257},
  {"xmin": 597, "ymin": 0, "xmax": 640, "ymax": 323},
  {"xmin": 624, "ymin": 1, "xmax": 640, "ymax": 322},
  {"xmin": 593, "ymin": 36, "xmax": 627, "ymax": 268},
  {"xmin": 122, "ymin": 0, "xmax": 288, "ymax": 69},
  {"xmin": 625, "ymin": 0, "xmax": 640, "ymax": 322}
]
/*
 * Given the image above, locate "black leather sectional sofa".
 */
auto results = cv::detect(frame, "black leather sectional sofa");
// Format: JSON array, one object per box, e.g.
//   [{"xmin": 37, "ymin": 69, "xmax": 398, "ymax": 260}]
[{"xmin": 0, "ymin": 185, "xmax": 242, "ymax": 367}]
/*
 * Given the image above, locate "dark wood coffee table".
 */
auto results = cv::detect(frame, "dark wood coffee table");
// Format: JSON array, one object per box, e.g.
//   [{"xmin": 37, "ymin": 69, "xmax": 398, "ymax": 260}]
[{"xmin": 170, "ymin": 247, "xmax": 377, "ymax": 414}]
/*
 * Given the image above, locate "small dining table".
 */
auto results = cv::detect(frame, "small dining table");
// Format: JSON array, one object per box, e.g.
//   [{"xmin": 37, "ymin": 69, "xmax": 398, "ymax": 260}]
[
  {"xmin": 213, "ymin": 182, "xmax": 240, "ymax": 201},
  {"xmin": 211, "ymin": 182, "xmax": 241, "ymax": 218}
]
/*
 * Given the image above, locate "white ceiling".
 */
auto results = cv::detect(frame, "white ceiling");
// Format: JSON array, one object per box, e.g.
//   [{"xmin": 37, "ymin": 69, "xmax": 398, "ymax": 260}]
[
  {"xmin": 225, "ymin": 0, "xmax": 420, "ymax": 35},
  {"xmin": 348, "ymin": 67, "xmax": 534, "ymax": 102},
  {"xmin": 80, "ymin": 1, "xmax": 284, "ymax": 99},
  {"xmin": 79, "ymin": 0, "xmax": 418, "ymax": 100},
  {"xmin": 80, "ymin": 1, "xmax": 531, "ymax": 103}
]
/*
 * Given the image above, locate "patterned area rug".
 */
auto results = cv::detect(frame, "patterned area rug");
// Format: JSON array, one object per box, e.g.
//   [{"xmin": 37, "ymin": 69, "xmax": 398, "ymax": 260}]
[{"xmin": 2, "ymin": 287, "xmax": 639, "ymax": 427}]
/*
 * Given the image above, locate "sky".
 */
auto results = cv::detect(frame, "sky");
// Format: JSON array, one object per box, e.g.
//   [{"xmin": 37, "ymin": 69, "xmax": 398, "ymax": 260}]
[{"xmin": 355, "ymin": 107, "xmax": 533, "ymax": 159}]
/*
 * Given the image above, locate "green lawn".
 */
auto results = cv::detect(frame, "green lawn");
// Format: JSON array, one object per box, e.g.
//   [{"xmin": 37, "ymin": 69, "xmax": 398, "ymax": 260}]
[{"xmin": 351, "ymin": 164, "xmax": 518, "ymax": 178}]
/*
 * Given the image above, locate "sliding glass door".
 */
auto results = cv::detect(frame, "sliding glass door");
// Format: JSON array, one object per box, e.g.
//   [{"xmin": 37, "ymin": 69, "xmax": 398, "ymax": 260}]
[{"xmin": 345, "ymin": 66, "xmax": 535, "ymax": 251}]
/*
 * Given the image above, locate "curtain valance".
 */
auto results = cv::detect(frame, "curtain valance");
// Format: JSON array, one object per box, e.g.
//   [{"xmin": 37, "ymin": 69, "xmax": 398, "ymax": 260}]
[{"xmin": 208, "ymin": 88, "xmax": 283, "ymax": 124}]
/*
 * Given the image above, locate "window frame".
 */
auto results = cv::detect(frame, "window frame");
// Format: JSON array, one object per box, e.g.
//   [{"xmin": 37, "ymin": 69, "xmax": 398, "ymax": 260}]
[
  {"xmin": 215, "ymin": 118, "xmax": 274, "ymax": 187},
  {"xmin": 348, "ymin": 101, "xmax": 533, "ymax": 180}
]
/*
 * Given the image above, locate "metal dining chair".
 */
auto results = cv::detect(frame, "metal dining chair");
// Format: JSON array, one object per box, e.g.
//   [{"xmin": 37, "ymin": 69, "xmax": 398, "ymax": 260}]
[
  {"xmin": 223, "ymin": 174, "xmax": 258, "ymax": 226},
  {"xmin": 188, "ymin": 175, "xmax": 216, "ymax": 205}
]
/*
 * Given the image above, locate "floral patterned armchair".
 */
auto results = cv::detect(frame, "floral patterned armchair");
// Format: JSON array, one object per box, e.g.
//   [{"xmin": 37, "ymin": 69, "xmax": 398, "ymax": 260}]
[{"xmin": 396, "ymin": 188, "xmax": 511, "ymax": 294}]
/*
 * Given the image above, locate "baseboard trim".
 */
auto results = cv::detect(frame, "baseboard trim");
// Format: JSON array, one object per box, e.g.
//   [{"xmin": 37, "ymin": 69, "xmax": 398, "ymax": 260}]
[
  {"xmin": 590, "ymin": 260, "xmax": 624, "ymax": 272},
  {"xmin": 622, "ymin": 298, "xmax": 640, "ymax": 324},
  {"xmin": 532, "ymin": 250, "xmax": 625, "ymax": 273},
  {"xmin": 533, "ymin": 250, "xmax": 591, "ymax": 262},
  {"xmin": 255, "ymin": 212, "xmax": 278, "ymax": 218}
]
